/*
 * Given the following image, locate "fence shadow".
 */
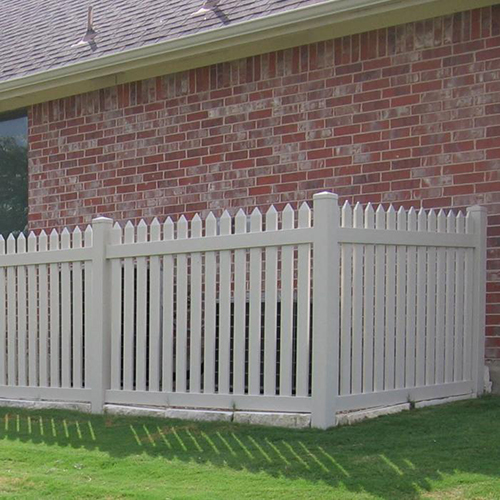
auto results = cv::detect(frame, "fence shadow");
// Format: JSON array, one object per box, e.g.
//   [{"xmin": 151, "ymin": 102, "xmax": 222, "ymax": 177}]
[{"xmin": 0, "ymin": 397, "xmax": 498, "ymax": 499}]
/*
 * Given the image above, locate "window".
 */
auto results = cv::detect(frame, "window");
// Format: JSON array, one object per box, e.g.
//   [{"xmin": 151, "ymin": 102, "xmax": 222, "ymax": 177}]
[{"xmin": 0, "ymin": 111, "xmax": 28, "ymax": 237}]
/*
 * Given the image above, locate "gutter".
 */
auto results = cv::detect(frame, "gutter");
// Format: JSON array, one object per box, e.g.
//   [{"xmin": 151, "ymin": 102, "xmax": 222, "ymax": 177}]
[{"xmin": 0, "ymin": 0, "xmax": 492, "ymax": 112}]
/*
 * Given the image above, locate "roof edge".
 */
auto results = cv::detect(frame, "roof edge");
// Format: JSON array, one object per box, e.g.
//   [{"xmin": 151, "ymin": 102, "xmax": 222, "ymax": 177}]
[{"xmin": 0, "ymin": 0, "xmax": 493, "ymax": 113}]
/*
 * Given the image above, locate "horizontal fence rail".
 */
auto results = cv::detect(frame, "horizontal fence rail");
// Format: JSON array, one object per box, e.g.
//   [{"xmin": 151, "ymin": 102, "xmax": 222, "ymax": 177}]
[{"xmin": 0, "ymin": 192, "xmax": 487, "ymax": 428}]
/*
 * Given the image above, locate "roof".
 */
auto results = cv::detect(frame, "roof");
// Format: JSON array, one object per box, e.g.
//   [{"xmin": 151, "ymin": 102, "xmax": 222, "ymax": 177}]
[{"xmin": 0, "ymin": 0, "xmax": 326, "ymax": 83}]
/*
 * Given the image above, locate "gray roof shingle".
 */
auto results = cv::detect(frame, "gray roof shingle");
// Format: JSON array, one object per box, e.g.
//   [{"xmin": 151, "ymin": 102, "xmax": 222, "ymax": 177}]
[{"xmin": 0, "ymin": 0, "xmax": 327, "ymax": 83}]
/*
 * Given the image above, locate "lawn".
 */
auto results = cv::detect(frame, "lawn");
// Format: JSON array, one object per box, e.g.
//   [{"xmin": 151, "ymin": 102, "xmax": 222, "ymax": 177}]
[{"xmin": 0, "ymin": 397, "xmax": 498, "ymax": 499}]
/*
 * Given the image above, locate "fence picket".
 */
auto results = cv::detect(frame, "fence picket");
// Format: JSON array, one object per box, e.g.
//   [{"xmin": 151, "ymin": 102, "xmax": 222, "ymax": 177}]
[
  {"xmin": 218, "ymin": 211, "xmax": 232, "ymax": 394},
  {"xmin": 27, "ymin": 233, "xmax": 37, "ymax": 387},
  {"xmin": 340, "ymin": 202, "xmax": 353, "ymax": 396},
  {"xmin": 7, "ymin": 235, "xmax": 16, "ymax": 386},
  {"xmin": 162, "ymin": 218, "xmax": 175, "ymax": 393},
  {"xmin": 176, "ymin": 216, "xmax": 189, "ymax": 393},
  {"xmin": 363, "ymin": 204, "xmax": 375, "ymax": 393},
  {"xmin": 264, "ymin": 207, "xmax": 278, "ymax": 396},
  {"xmin": 17, "ymin": 234, "xmax": 27, "ymax": 387},
  {"xmin": 123, "ymin": 222, "xmax": 135, "ymax": 391},
  {"xmin": 445, "ymin": 212, "xmax": 456, "ymax": 383},
  {"xmin": 425, "ymin": 210, "xmax": 437, "ymax": 386},
  {"xmin": 385, "ymin": 206, "xmax": 396, "ymax": 391},
  {"xmin": 136, "ymin": 220, "xmax": 148, "ymax": 392},
  {"xmin": 190, "ymin": 215, "xmax": 203, "ymax": 394},
  {"xmin": 72, "ymin": 228, "xmax": 84, "ymax": 389},
  {"xmin": 351, "ymin": 204, "xmax": 363, "ymax": 394},
  {"xmin": 0, "ymin": 237, "xmax": 5, "ymax": 386},
  {"xmin": 435, "ymin": 210, "xmax": 447, "ymax": 385},
  {"xmin": 280, "ymin": 205, "xmax": 295, "ymax": 396},
  {"xmin": 416, "ymin": 209, "xmax": 427, "ymax": 387},
  {"xmin": 296, "ymin": 203, "xmax": 312, "ymax": 397},
  {"xmin": 49, "ymin": 230, "xmax": 60, "ymax": 388},
  {"xmin": 454, "ymin": 213, "xmax": 465, "ymax": 382},
  {"xmin": 233, "ymin": 210, "xmax": 247, "ymax": 395},
  {"xmin": 39, "ymin": 232, "xmax": 49, "ymax": 387},
  {"xmin": 405, "ymin": 208, "xmax": 417, "ymax": 388},
  {"xmin": 203, "ymin": 214, "xmax": 217, "ymax": 394},
  {"xmin": 61, "ymin": 229, "xmax": 71, "ymax": 388},
  {"xmin": 395, "ymin": 208, "xmax": 407, "ymax": 389},
  {"xmin": 249, "ymin": 208, "xmax": 263, "ymax": 396},
  {"xmin": 149, "ymin": 218, "xmax": 162, "ymax": 392},
  {"xmin": 374, "ymin": 206, "xmax": 386, "ymax": 392}
]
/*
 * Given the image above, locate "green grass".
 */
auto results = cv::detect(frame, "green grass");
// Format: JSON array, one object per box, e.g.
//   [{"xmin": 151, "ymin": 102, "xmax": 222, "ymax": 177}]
[{"xmin": 0, "ymin": 397, "xmax": 498, "ymax": 499}]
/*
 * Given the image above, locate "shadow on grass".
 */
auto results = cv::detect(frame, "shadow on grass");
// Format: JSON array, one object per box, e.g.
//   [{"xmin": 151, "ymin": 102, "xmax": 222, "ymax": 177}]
[{"xmin": 0, "ymin": 396, "xmax": 499, "ymax": 498}]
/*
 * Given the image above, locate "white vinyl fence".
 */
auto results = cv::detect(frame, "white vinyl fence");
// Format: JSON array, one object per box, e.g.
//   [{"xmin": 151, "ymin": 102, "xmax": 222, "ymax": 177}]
[{"xmin": 0, "ymin": 192, "xmax": 487, "ymax": 428}]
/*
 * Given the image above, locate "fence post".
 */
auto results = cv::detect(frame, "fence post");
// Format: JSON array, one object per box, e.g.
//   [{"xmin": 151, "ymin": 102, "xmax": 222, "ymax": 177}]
[
  {"xmin": 311, "ymin": 192, "xmax": 340, "ymax": 429},
  {"xmin": 89, "ymin": 216, "xmax": 113, "ymax": 413},
  {"xmin": 467, "ymin": 205, "xmax": 487, "ymax": 396}
]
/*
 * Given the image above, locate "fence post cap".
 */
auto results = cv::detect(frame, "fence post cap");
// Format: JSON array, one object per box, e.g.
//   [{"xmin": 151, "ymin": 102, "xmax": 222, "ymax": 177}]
[
  {"xmin": 313, "ymin": 191, "xmax": 338, "ymax": 201},
  {"xmin": 466, "ymin": 205, "xmax": 487, "ymax": 214},
  {"xmin": 92, "ymin": 216, "xmax": 114, "ymax": 225}
]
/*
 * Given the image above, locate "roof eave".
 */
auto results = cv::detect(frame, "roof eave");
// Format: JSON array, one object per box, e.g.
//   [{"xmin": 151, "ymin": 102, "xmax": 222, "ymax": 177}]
[{"xmin": 0, "ymin": 0, "xmax": 492, "ymax": 113}]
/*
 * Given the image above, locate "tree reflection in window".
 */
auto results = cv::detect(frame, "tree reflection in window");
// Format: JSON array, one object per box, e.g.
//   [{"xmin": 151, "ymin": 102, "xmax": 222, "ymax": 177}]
[{"xmin": 0, "ymin": 112, "xmax": 28, "ymax": 237}]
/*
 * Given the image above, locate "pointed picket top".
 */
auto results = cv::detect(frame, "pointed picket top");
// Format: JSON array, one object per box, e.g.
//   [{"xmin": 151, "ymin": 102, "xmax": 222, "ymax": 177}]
[
  {"xmin": 137, "ymin": 219, "xmax": 148, "ymax": 243},
  {"xmin": 266, "ymin": 205, "xmax": 278, "ymax": 232},
  {"xmin": 61, "ymin": 227, "xmax": 71, "ymax": 250},
  {"xmin": 341, "ymin": 201, "xmax": 352, "ymax": 228},
  {"xmin": 375, "ymin": 204, "xmax": 386, "ymax": 230},
  {"xmin": 17, "ymin": 232, "xmax": 26, "ymax": 254},
  {"xmin": 205, "ymin": 212, "xmax": 217, "ymax": 237},
  {"xmin": 283, "ymin": 203, "xmax": 295, "ymax": 230},
  {"xmin": 299, "ymin": 202, "xmax": 312, "ymax": 229},
  {"xmin": 250, "ymin": 207, "xmax": 262, "ymax": 233},
  {"xmin": 7, "ymin": 233, "xmax": 16, "ymax": 255},
  {"xmin": 407, "ymin": 207, "xmax": 417, "ymax": 231},
  {"xmin": 386, "ymin": 205, "xmax": 396, "ymax": 230},
  {"xmin": 72, "ymin": 227, "xmax": 83, "ymax": 249},
  {"xmin": 417, "ymin": 207, "xmax": 427, "ymax": 232},
  {"xmin": 427, "ymin": 209, "xmax": 437, "ymax": 232},
  {"xmin": 437, "ymin": 209, "xmax": 447, "ymax": 232},
  {"xmin": 353, "ymin": 202, "xmax": 363, "ymax": 229},
  {"xmin": 50, "ymin": 229, "xmax": 59, "ymax": 251},
  {"xmin": 150, "ymin": 218, "xmax": 161, "ymax": 242},
  {"xmin": 39, "ymin": 230, "xmax": 48, "ymax": 252},
  {"xmin": 397, "ymin": 206, "xmax": 407, "ymax": 231},
  {"xmin": 84, "ymin": 225, "xmax": 93, "ymax": 248},
  {"xmin": 0, "ymin": 235, "xmax": 5, "ymax": 256},
  {"xmin": 28, "ymin": 232, "xmax": 37, "ymax": 253},
  {"xmin": 220, "ymin": 210, "xmax": 232, "ymax": 236},
  {"xmin": 110, "ymin": 222, "xmax": 122, "ymax": 245},
  {"xmin": 163, "ymin": 217, "xmax": 174, "ymax": 241},
  {"xmin": 177, "ymin": 215, "xmax": 188, "ymax": 239},
  {"xmin": 124, "ymin": 220, "xmax": 135, "ymax": 244},
  {"xmin": 364, "ymin": 203, "xmax": 375, "ymax": 229},
  {"xmin": 191, "ymin": 214, "xmax": 202, "ymax": 238},
  {"xmin": 456, "ymin": 211, "xmax": 465, "ymax": 234},
  {"xmin": 235, "ymin": 209, "xmax": 246, "ymax": 234},
  {"xmin": 446, "ymin": 209, "xmax": 456, "ymax": 233}
]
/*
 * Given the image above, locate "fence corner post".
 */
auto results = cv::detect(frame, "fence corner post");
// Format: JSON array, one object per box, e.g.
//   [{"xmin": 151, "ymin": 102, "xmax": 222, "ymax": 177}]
[
  {"xmin": 467, "ymin": 205, "xmax": 487, "ymax": 396},
  {"xmin": 89, "ymin": 216, "xmax": 113, "ymax": 413},
  {"xmin": 311, "ymin": 192, "xmax": 340, "ymax": 429}
]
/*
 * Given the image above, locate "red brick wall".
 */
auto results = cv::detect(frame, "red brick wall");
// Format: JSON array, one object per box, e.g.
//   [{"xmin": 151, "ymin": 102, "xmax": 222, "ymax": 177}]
[{"xmin": 28, "ymin": 7, "xmax": 500, "ymax": 357}]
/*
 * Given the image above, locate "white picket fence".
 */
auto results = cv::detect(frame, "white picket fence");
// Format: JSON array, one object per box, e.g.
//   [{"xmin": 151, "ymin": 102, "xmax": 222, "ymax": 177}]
[{"xmin": 0, "ymin": 192, "xmax": 487, "ymax": 428}]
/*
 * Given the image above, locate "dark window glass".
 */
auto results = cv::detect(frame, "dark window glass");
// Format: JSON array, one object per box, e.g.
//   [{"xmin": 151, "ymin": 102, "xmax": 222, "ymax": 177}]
[{"xmin": 0, "ymin": 112, "xmax": 28, "ymax": 237}]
